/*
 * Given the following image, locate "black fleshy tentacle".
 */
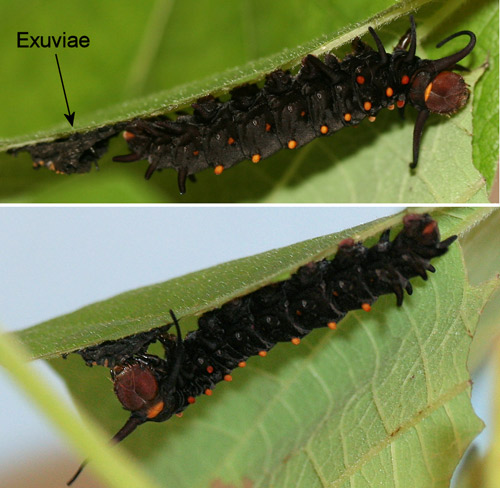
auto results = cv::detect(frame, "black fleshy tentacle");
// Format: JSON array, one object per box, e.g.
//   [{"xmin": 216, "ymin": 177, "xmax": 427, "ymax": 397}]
[
  {"xmin": 428, "ymin": 31, "xmax": 476, "ymax": 73},
  {"xmin": 411, "ymin": 109, "xmax": 430, "ymax": 169},
  {"xmin": 404, "ymin": 16, "xmax": 417, "ymax": 62}
]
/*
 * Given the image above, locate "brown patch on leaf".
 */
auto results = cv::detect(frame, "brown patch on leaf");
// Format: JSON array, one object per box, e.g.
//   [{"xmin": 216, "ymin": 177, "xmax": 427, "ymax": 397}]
[{"xmin": 211, "ymin": 477, "xmax": 253, "ymax": 488}]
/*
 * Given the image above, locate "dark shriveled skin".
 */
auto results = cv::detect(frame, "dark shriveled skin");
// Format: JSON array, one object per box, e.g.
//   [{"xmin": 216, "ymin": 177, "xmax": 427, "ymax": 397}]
[
  {"xmin": 13, "ymin": 18, "xmax": 475, "ymax": 194},
  {"xmin": 67, "ymin": 213, "xmax": 456, "ymax": 485}
]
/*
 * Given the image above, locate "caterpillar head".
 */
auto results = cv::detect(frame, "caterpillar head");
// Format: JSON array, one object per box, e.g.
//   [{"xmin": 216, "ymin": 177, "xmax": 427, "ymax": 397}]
[
  {"xmin": 405, "ymin": 21, "xmax": 475, "ymax": 168},
  {"xmin": 68, "ymin": 311, "xmax": 184, "ymax": 486}
]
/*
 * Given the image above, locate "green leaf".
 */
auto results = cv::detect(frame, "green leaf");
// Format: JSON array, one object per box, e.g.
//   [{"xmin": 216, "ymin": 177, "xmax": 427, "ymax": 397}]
[
  {"xmin": 462, "ymin": 209, "xmax": 500, "ymax": 371},
  {"xmin": 11, "ymin": 207, "xmax": 500, "ymax": 487},
  {"xmin": 15, "ymin": 209, "xmax": 411, "ymax": 359},
  {"xmin": 467, "ymin": 0, "xmax": 499, "ymax": 187},
  {"xmin": 0, "ymin": 0, "xmax": 495, "ymax": 203}
]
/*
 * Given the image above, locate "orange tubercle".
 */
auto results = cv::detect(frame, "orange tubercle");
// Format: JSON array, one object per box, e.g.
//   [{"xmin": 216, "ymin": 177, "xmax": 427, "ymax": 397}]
[
  {"xmin": 238, "ymin": 361, "xmax": 246, "ymax": 368},
  {"xmin": 424, "ymin": 82, "xmax": 433, "ymax": 102},
  {"xmin": 288, "ymin": 140, "xmax": 298, "ymax": 149},
  {"xmin": 123, "ymin": 131, "xmax": 135, "ymax": 141},
  {"xmin": 368, "ymin": 116, "xmax": 376, "ymax": 122},
  {"xmin": 327, "ymin": 321, "xmax": 337, "ymax": 330},
  {"xmin": 205, "ymin": 389, "xmax": 213, "ymax": 396},
  {"xmin": 258, "ymin": 351, "xmax": 267, "ymax": 357},
  {"xmin": 344, "ymin": 113, "xmax": 352, "ymax": 122},
  {"xmin": 401, "ymin": 75, "xmax": 410, "ymax": 85},
  {"xmin": 227, "ymin": 137, "xmax": 235, "ymax": 145},
  {"xmin": 361, "ymin": 303, "xmax": 372, "ymax": 312},
  {"xmin": 291, "ymin": 337, "xmax": 301, "ymax": 345},
  {"xmin": 187, "ymin": 396, "xmax": 196, "ymax": 404},
  {"xmin": 386, "ymin": 87, "xmax": 394, "ymax": 97},
  {"xmin": 356, "ymin": 75, "xmax": 365, "ymax": 84},
  {"xmin": 224, "ymin": 374, "xmax": 233, "ymax": 382},
  {"xmin": 206, "ymin": 365, "xmax": 214, "ymax": 374},
  {"xmin": 363, "ymin": 101, "xmax": 372, "ymax": 111},
  {"xmin": 397, "ymin": 100, "xmax": 405, "ymax": 108},
  {"xmin": 146, "ymin": 401, "xmax": 165, "ymax": 419},
  {"xmin": 251, "ymin": 154, "xmax": 261, "ymax": 163},
  {"xmin": 214, "ymin": 165, "xmax": 224, "ymax": 175},
  {"xmin": 423, "ymin": 221, "xmax": 437, "ymax": 235},
  {"xmin": 300, "ymin": 110, "xmax": 306, "ymax": 117},
  {"xmin": 193, "ymin": 150, "xmax": 200, "ymax": 156},
  {"xmin": 176, "ymin": 413, "xmax": 183, "ymax": 418},
  {"xmin": 265, "ymin": 123, "xmax": 272, "ymax": 132},
  {"xmin": 320, "ymin": 125, "xmax": 329, "ymax": 134},
  {"xmin": 387, "ymin": 104, "xmax": 395, "ymax": 111}
]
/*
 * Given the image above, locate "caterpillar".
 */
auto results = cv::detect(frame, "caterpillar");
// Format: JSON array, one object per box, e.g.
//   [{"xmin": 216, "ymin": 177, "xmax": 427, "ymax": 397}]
[
  {"xmin": 14, "ymin": 17, "xmax": 475, "ymax": 194},
  {"xmin": 67, "ymin": 213, "xmax": 456, "ymax": 484}
]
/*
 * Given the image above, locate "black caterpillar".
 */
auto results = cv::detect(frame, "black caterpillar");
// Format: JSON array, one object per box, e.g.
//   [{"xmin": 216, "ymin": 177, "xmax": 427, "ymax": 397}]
[
  {"xmin": 67, "ymin": 213, "xmax": 456, "ymax": 484},
  {"xmin": 14, "ymin": 17, "xmax": 475, "ymax": 194}
]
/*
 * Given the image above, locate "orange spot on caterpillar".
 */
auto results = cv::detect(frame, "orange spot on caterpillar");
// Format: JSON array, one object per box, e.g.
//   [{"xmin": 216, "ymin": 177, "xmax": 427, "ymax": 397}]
[
  {"xmin": 368, "ymin": 116, "xmax": 376, "ymax": 122},
  {"xmin": 364, "ymin": 101, "xmax": 372, "ymax": 111},
  {"xmin": 258, "ymin": 351, "xmax": 267, "ymax": 357},
  {"xmin": 361, "ymin": 303, "xmax": 372, "ymax": 312},
  {"xmin": 265, "ymin": 123, "xmax": 271, "ymax": 131},
  {"xmin": 327, "ymin": 321, "xmax": 337, "ymax": 330},
  {"xmin": 300, "ymin": 111, "xmax": 306, "ymax": 117},
  {"xmin": 176, "ymin": 413, "xmax": 183, "ymax": 418},
  {"xmin": 227, "ymin": 137, "xmax": 235, "ymax": 145},
  {"xmin": 206, "ymin": 366, "xmax": 214, "ymax": 374},
  {"xmin": 146, "ymin": 401, "xmax": 164, "ymax": 419},
  {"xmin": 238, "ymin": 361, "xmax": 246, "ymax": 368},
  {"xmin": 320, "ymin": 125, "xmax": 329, "ymax": 134},
  {"xmin": 123, "ymin": 131, "xmax": 135, "ymax": 141},
  {"xmin": 387, "ymin": 104, "xmax": 395, "ymax": 111},
  {"xmin": 386, "ymin": 87, "xmax": 394, "ymax": 97},
  {"xmin": 339, "ymin": 237, "xmax": 355, "ymax": 247},
  {"xmin": 356, "ymin": 75, "xmax": 365, "ymax": 84},
  {"xmin": 187, "ymin": 396, "xmax": 196, "ymax": 404},
  {"xmin": 423, "ymin": 221, "xmax": 437, "ymax": 235},
  {"xmin": 288, "ymin": 140, "xmax": 298, "ymax": 149},
  {"xmin": 205, "ymin": 389, "xmax": 213, "ymax": 396},
  {"xmin": 291, "ymin": 337, "xmax": 301, "ymax": 345},
  {"xmin": 296, "ymin": 310, "xmax": 302, "ymax": 316},
  {"xmin": 332, "ymin": 290, "xmax": 339, "ymax": 297},
  {"xmin": 397, "ymin": 100, "xmax": 405, "ymax": 108},
  {"xmin": 224, "ymin": 374, "xmax": 233, "ymax": 382},
  {"xmin": 424, "ymin": 82, "xmax": 433, "ymax": 102},
  {"xmin": 401, "ymin": 75, "xmax": 410, "ymax": 85},
  {"xmin": 193, "ymin": 150, "xmax": 199, "ymax": 156},
  {"xmin": 252, "ymin": 154, "xmax": 261, "ymax": 163},
  {"xmin": 344, "ymin": 113, "xmax": 352, "ymax": 122},
  {"xmin": 214, "ymin": 165, "xmax": 224, "ymax": 175}
]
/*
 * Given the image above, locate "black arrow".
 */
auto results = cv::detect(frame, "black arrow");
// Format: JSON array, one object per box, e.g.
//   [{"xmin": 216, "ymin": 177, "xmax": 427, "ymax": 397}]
[{"xmin": 55, "ymin": 54, "xmax": 75, "ymax": 127}]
